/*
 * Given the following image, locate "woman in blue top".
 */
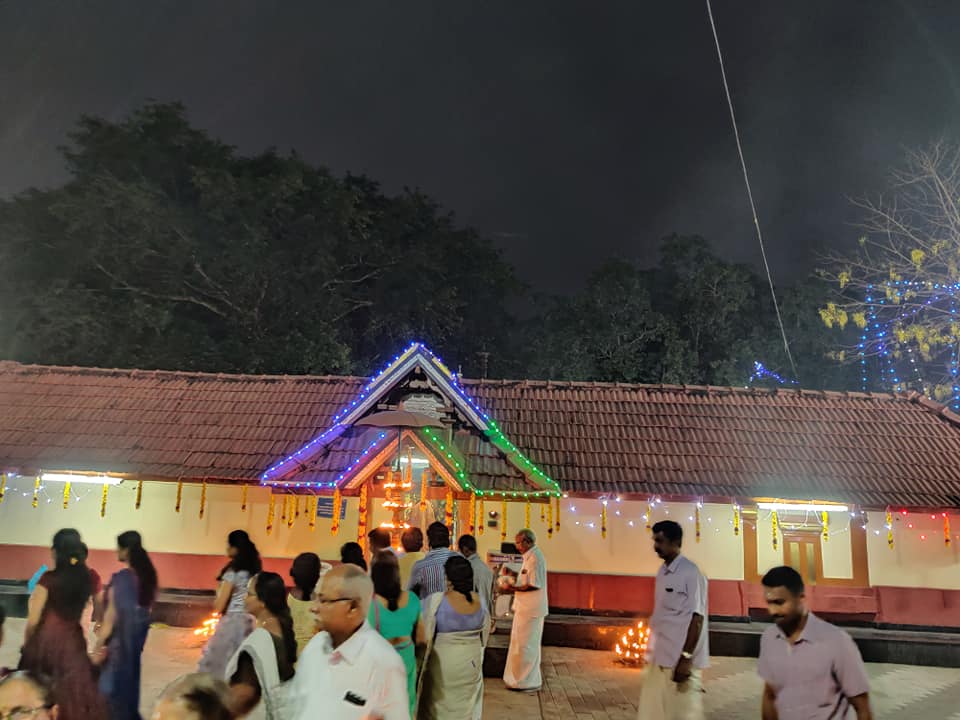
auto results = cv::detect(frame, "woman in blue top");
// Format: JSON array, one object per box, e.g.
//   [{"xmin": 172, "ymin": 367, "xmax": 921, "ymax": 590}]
[
  {"xmin": 91, "ymin": 531, "xmax": 158, "ymax": 720},
  {"xmin": 417, "ymin": 555, "xmax": 490, "ymax": 720},
  {"xmin": 199, "ymin": 530, "xmax": 261, "ymax": 678}
]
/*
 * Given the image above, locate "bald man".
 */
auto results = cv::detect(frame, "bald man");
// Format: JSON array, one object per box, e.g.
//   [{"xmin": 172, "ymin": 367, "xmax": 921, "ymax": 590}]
[{"xmin": 292, "ymin": 565, "xmax": 410, "ymax": 720}]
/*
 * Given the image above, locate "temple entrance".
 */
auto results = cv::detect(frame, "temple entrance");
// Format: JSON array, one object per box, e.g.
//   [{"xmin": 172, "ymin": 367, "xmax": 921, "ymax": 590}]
[{"xmin": 782, "ymin": 531, "xmax": 823, "ymax": 586}]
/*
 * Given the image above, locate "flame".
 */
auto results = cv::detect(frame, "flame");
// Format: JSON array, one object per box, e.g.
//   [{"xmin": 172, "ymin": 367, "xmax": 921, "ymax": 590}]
[
  {"xmin": 613, "ymin": 621, "xmax": 651, "ymax": 666},
  {"xmin": 193, "ymin": 612, "xmax": 220, "ymax": 638}
]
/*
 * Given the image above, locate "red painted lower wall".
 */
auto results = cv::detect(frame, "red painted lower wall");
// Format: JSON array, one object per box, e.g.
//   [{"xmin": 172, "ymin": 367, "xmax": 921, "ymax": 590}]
[
  {"xmin": 0, "ymin": 544, "xmax": 298, "ymax": 591},
  {"xmin": 2, "ymin": 544, "xmax": 959, "ymax": 628}
]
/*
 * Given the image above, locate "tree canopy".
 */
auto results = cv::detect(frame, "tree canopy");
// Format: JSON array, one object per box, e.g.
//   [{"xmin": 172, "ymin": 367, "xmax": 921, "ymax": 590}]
[{"xmin": 0, "ymin": 101, "xmax": 846, "ymax": 388}]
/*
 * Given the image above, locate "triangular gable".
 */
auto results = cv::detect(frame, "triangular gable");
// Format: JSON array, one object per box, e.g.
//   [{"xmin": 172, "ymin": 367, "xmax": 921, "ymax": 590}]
[{"xmin": 259, "ymin": 342, "xmax": 561, "ymax": 497}]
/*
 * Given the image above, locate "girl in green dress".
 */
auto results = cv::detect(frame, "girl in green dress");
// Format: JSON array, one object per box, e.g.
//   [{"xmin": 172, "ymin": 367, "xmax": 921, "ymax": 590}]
[{"xmin": 369, "ymin": 549, "xmax": 425, "ymax": 716}]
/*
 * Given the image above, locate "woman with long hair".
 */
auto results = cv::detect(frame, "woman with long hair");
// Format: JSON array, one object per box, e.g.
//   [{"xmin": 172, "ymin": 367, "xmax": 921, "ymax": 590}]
[
  {"xmin": 199, "ymin": 530, "xmax": 262, "ymax": 678},
  {"xmin": 225, "ymin": 572, "xmax": 296, "ymax": 719},
  {"xmin": 369, "ymin": 550, "xmax": 424, "ymax": 717},
  {"xmin": 417, "ymin": 555, "xmax": 490, "ymax": 720},
  {"xmin": 288, "ymin": 553, "xmax": 330, "ymax": 656},
  {"xmin": 91, "ymin": 530, "xmax": 158, "ymax": 719},
  {"xmin": 19, "ymin": 528, "xmax": 106, "ymax": 720},
  {"xmin": 339, "ymin": 542, "xmax": 367, "ymax": 572}
]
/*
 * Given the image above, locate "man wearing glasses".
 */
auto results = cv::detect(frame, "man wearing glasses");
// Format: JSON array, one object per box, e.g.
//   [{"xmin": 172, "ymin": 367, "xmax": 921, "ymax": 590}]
[
  {"xmin": 292, "ymin": 564, "xmax": 410, "ymax": 720},
  {"xmin": 0, "ymin": 672, "xmax": 59, "ymax": 720}
]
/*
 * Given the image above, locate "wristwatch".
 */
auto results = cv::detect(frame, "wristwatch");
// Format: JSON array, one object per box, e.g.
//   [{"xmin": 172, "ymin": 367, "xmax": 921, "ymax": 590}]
[{"xmin": 681, "ymin": 651, "xmax": 693, "ymax": 660}]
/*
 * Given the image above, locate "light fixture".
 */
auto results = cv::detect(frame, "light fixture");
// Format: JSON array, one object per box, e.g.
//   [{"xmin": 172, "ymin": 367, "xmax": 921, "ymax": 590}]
[
  {"xmin": 40, "ymin": 472, "xmax": 123, "ymax": 486},
  {"xmin": 757, "ymin": 502, "xmax": 848, "ymax": 513}
]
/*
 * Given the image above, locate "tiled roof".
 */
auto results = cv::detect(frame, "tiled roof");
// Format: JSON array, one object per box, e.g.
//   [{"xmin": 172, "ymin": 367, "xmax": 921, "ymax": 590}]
[{"xmin": 2, "ymin": 361, "xmax": 960, "ymax": 508}]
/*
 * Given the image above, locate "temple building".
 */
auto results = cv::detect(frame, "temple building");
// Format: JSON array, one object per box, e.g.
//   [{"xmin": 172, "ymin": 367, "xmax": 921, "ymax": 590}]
[{"xmin": 1, "ymin": 343, "xmax": 959, "ymax": 628}]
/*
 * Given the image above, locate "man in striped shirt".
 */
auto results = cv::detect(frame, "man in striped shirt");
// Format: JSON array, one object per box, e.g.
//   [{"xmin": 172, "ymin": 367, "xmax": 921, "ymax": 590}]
[{"xmin": 407, "ymin": 522, "xmax": 457, "ymax": 599}]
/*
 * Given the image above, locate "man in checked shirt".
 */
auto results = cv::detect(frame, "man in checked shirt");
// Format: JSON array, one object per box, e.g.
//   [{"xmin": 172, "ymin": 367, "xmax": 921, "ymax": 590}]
[{"xmin": 407, "ymin": 522, "xmax": 456, "ymax": 600}]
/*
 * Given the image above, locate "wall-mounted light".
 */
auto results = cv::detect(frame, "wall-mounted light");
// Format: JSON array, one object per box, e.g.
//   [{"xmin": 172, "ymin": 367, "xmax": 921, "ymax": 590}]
[
  {"xmin": 40, "ymin": 472, "xmax": 123, "ymax": 486},
  {"xmin": 756, "ymin": 502, "xmax": 848, "ymax": 513}
]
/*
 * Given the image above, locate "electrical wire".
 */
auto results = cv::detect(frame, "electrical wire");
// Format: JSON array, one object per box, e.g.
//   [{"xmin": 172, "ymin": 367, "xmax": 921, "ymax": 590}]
[{"xmin": 705, "ymin": 0, "xmax": 800, "ymax": 382}]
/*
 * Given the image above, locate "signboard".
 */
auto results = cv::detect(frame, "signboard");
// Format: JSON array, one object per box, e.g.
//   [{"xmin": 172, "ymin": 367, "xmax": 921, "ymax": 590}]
[{"xmin": 316, "ymin": 497, "xmax": 348, "ymax": 519}]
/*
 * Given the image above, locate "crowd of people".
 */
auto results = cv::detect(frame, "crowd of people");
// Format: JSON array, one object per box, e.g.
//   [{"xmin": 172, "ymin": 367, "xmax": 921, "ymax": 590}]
[{"xmin": 0, "ymin": 520, "xmax": 545, "ymax": 720}]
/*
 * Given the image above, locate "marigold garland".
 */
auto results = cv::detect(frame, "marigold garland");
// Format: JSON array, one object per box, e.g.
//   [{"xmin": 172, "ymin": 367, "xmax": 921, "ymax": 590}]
[
  {"xmin": 135, "ymin": 480, "xmax": 143, "ymax": 510},
  {"xmin": 32, "ymin": 476, "xmax": 40, "ymax": 509},
  {"xmin": 601, "ymin": 500, "xmax": 608, "ymax": 539},
  {"xmin": 540, "ymin": 502, "xmax": 546, "ymax": 523},
  {"xmin": 695, "ymin": 504, "xmax": 701, "ymax": 543},
  {"xmin": 945, "ymin": 513, "xmax": 951, "ymax": 547},
  {"xmin": 308, "ymin": 495, "xmax": 317, "ymax": 531},
  {"xmin": 199, "ymin": 480, "xmax": 207, "ymax": 520},
  {"xmin": 554, "ymin": 495, "xmax": 560, "ymax": 534},
  {"xmin": 469, "ymin": 493, "xmax": 477, "ymax": 533},
  {"xmin": 445, "ymin": 487, "xmax": 454, "ymax": 530},
  {"xmin": 175, "ymin": 480, "xmax": 183, "ymax": 513},
  {"xmin": 478, "ymin": 498, "xmax": 485, "ymax": 536},
  {"xmin": 547, "ymin": 496, "xmax": 553, "ymax": 539},
  {"xmin": 295, "ymin": 496, "xmax": 301, "ymax": 519},
  {"xmin": 288, "ymin": 496, "xmax": 296, "ymax": 529},
  {"xmin": 100, "ymin": 483, "xmax": 109, "ymax": 518},
  {"xmin": 0, "ymin": 473, "xmax": 6, "ymax": 504},
  {"xmin": 331, "ymin": 489, "xmax": 342, "ymax": 536},
  {"xmin": 266, "ymin": 494, "xmax": 275, "ymax": 535},
  {"xmin": 886, "ymin": 508, "xmax": 894, "ymax": 550},
  {"xmin": 771, "ymin": 510, "xmax": 779, "ymax": 551},
  {"xmin": 822, "ymin": 511, "xmax": 829, "ymax": 543},
  {"xmin": 500, "ymin": 497, "xmax": 508, "ymax": 542},
  {"xmin": 358, "ymin": 484, "xmax": 369, "ymax": 548},
  {"xmin": 525, "ymin": 498, "xmax": 531, "ymax": 529},
  {"xmin": 733, "ymin": 504, "xmax": 740, "ymax": 537},
  {"xmin": 63, "ymin": 481, "xmax": 71, "ymax": 510},
  {"xmin": 241, "ymin": 484, "xmax": 248, "ymax": 511},
  {"xmin": 646, "ymin": 500, "xmax": 653, "ymax": 534},
  {"xmin": 281, "ymin": 495, "xmax": 288, "ymax": 523}
]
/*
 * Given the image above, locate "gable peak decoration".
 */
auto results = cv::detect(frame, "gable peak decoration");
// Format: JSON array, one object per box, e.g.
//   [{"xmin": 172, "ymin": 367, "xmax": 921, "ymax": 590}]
[{"xmin": 258, "ymin": 342, "xmax": 561, "ymax": 497}]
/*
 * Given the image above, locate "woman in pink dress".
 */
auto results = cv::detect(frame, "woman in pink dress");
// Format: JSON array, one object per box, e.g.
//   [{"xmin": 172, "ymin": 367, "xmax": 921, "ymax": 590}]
[{"xmin": 19, "ymin": 528, "xmax": 107, "ymax": 720}]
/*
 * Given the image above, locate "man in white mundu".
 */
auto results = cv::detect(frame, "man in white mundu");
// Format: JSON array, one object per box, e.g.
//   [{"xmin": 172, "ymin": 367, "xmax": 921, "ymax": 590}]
[{"xmin": 501, "ymin": 528, "xmax": 548, "ymax": 691}]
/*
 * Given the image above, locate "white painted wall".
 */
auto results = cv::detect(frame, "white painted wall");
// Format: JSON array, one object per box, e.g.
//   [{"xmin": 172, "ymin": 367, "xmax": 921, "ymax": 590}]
[
  {"xmin": 473, "ymin": 499, "xmax": 745, "ymax": 580},
  {"xmin": 754, "ymin": 510, "xmax": 853, "ymax": 580},
  {"xmin": 865, "ymin": 510, "xmax": 960, "ymax": 589},
  {"xmin": 0, "ymin": 479, "xmax": 744, "ymax": 579},
  {"xmin": 0, "ymin": 475, "xmax": 358, "ymax": 561}
]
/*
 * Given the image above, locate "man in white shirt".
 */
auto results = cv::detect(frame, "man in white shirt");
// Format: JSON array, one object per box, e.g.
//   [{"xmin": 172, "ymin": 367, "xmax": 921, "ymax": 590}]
[
  {"xmin": 640, "ymin": 520, "xmax": 708, "ymax": 720},
  {"xmin": 500, "ymin": 528, "xmax": 548, "ymax": 692},
  {"xmin": 292, "ymin": 564, "xmax": 410, "ymax": 720}
]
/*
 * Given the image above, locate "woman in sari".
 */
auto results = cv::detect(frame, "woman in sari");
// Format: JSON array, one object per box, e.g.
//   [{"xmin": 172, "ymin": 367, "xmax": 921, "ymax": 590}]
[
  {"xmin": 417, "ymin": 555, "xmax": 490, "ymax": 720},
  {"xmin": 369, "ymin": 550, "xmax": 425, "ymax": 716},
  {"xmin": 19, "ymin": 528, "xmax": 106, "ymax": 720},
  {"xmin": 199, "ymin": 530, "xmax": 262, "ymax": 677},
  {"xmin": 91, "ymin": 530, "xmax": 158, "ymax": 719},
  {"xmin": 225, "ymin": 572, "xmax": 296, "ymax": 719}
]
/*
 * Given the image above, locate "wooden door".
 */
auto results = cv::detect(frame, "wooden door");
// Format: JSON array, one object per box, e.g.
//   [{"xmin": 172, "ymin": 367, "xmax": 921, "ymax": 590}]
[{"xmin": 782, "ymin": 532, "xmax": 822, "ymax": 586}]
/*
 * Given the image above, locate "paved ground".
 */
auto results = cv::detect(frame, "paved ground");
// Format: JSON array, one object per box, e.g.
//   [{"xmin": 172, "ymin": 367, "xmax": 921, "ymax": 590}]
[{"xmin": 3, "ymin": 618, "xmax": 960, "ymax": 718}]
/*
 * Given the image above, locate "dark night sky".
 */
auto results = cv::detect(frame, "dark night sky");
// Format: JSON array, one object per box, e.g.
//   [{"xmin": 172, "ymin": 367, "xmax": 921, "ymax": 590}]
[{"xmin": 2, "ymin": 1, "xmax": 959, "ymax": 293}]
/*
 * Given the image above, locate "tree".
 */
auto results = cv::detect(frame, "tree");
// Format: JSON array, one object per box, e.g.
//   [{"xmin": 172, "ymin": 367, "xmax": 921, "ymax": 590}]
[
  {"xmin": 651, "ymin": 235, "xmax": 772, "ymax": 386},
  {"xmin": 524, "ymin": 259, "xmax": 690, "ymax": 383},
  {"xmin": 821, "ymin": 142, "xmax": 960, "ymax": 402},
  {"xmin": 0, "ymin": 102, "xmax": 520, "ymax": 376}
]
